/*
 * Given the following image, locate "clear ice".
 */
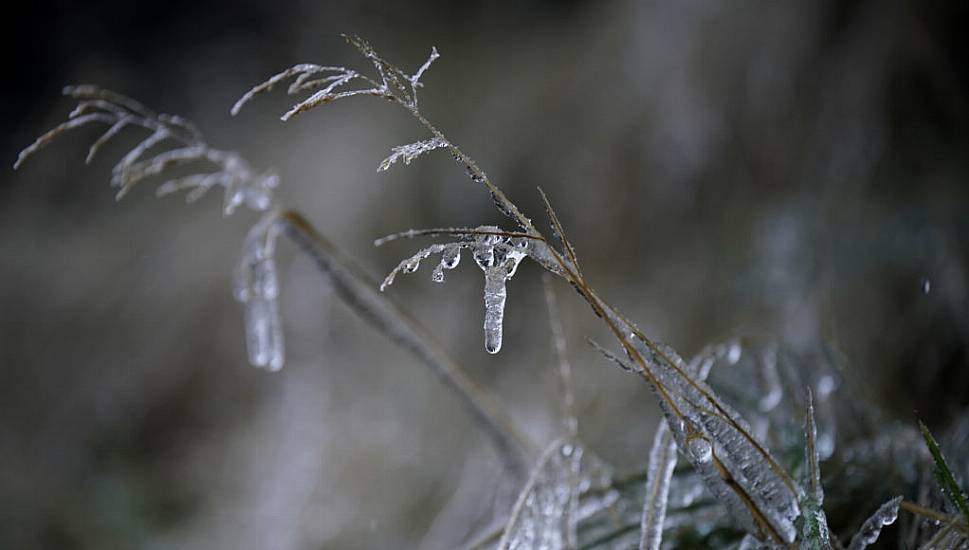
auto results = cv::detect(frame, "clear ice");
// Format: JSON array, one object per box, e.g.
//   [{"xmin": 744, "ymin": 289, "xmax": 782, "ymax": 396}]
[{"xmin": 235, "ymin": 215, "xmax": 285, "ymax": 371}]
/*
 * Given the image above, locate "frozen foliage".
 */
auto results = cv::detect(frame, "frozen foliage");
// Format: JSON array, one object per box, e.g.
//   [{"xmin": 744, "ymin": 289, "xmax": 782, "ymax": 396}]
[
  {"xmin": 498, "ymin": 439, "xmax": 583, "ymax": 550},
  {"xmin": 498, "ymin": 439, "xmax": 615, "ymax": 550},
  {"xmin": 15, "ymin": 85, "xmax": 279, "ymax": 216},
  {"xmin": 235, "ymin": 215, "xmax": 285, "ymax": 371},
  {"xmin": 378, "ymin": 226, "xmax": 550, "ymax": 354},
  {"xmin": 593, "ymin": 333, "xmax": 802, "ymax": 544},
  {"xmin": 639, "ymin": 341, "xmax": 719, "ymax": 550},
  {"xmin": 231, "ymin": 34, "xmax": 439, "ymax": 120},
  {"xmin": 25, "ymin": 35, "xmax": 969, "ymax": 550},
  {"xmin": 847, "ymin": 496, "xmax": 902, "ymax": 550},
  {"xmin": 799, "ymin": 391, "xmax": 833, "ymax": 550},
  {"xmin": 377, "ymin": 137, "xmax": 447, "ymax": 171}
]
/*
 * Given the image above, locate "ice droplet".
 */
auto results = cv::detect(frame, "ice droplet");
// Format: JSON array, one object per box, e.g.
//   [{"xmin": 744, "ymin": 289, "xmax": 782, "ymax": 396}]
[
  {"xmin": 688, "ymin": 436, "xmax": 713, "ymax": 463},
  {"xmin": 921, "ymin": 277, "xmax": 931, "ymax": 295}
]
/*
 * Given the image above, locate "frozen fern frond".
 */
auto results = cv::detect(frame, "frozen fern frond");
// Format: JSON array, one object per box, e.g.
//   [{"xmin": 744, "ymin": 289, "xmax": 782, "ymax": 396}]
[
  {"xmin": 231, "ymin": 34, "xmax": 439, "ymax": 120},
  {"xmin": 377, "ymin": 136, "xmax": 447, "ymax": 171},
  {"xmin": 377, "ymin": 226, "xmax": 555, "ymax": 354},
  {"xmin": 15, "ymin": 85, "xmax": 279, "ymax": 216},
  {"xmin": 235, "ymin": 213, "xmax": 285, "ymax": 371}
]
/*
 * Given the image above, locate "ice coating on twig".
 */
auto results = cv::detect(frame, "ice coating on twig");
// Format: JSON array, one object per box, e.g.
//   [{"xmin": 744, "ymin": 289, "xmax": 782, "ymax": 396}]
[
  {"xmin": 640, "ymin": 344, "xmax": 719, "ymax": 550},
  {"xmin": 14, "ymin": 85, "xmax": 279, "ymax": 216},
  {"xmin": 592, "ymin": 331, "xmax": 801, "ymax": 544},
  {"xmin": 847, "ymin": 496, "xmax": 902, "ymax": 550},
  {"xmin": 378, "ymin": 225, "xmax": 547, "ymax": 354},
  {"xmin": 377, "ymin": 137, "xmax": 447, "ymax": 171},
  {"xmin": 231, "ymin": 35, "xmax": 439, "ymax": 120},
  {"xmin": 235, "ymin": 214, "xmax": 285, "ymax": 371}
]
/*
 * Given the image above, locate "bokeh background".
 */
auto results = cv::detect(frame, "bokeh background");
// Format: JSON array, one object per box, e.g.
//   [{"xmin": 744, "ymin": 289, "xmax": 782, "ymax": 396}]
[{"xmin": 2, "ymin": 1, "xmax": 968, "ymax": 548}]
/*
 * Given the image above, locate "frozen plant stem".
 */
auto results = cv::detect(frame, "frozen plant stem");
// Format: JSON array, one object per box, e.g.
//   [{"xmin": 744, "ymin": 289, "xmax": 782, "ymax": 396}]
[
  {"xmin": 14, "ymin": 86, "xmax": 536, "ymax": 481},
  {"xmin": 235, "ymin": 35, "xmax": 803, "ymax": 545}
]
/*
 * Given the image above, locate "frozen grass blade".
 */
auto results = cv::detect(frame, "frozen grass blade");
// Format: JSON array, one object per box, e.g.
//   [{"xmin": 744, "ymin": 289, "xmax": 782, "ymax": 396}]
[
  {"xmin": 14, "ymin": 85, "xmax": 279, "ymax": 216},
  {"xmin": 498, "ymin": 438, "xmax": 583, "ymax": 550},
  {"xmin": 799, "ymin": 390, "xmax": 833, "ymax": 550},
  {"xmin": 639, "ymin": 345, "xmax": 719, "ymax": 550},
  {"xmin": 847, "ymin": 496, "xmax": 902, "ymax": 550},
  {"xmin": 543, "ymin": 274, "xmax": 577, "ymax": 438},
  {"xmin": 920, "ymin": 420, "xmax": 969, "ymax": 526}
]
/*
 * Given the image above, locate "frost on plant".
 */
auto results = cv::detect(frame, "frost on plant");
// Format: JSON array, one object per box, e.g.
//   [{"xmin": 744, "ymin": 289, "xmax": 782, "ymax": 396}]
[
  {"xmin": 14, "ymin": 86, "xmax": 288, "ymax": 371},
  {"xmin": 15, "ymin": 85, "xmax": 279, "ymax": 216},
  {"xmin": 235, "ymin": 214, "xmax": 285, "ymax": 371},
  {"xmin": 231, "ymin": 34, "xmax": 440, "ymax": 120},
  {"xmin": 498, "ymin": 438, "xmax": 614, "ymax": 550},
  {"xmin": 377, "ymin": 137, "xmax": 447, "ymax": 171},
  {"xmin": 798, "ymin": 391, "xmax": 833, "ymax": 550}
]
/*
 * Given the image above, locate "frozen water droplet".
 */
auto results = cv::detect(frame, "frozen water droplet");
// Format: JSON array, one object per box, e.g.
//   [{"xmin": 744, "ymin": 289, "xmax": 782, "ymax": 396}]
[
  {"xmin": 727, "ymin": 342, "xmax": 742, "ymax": 364},
  {"xmin": 921, "ymin": 278, "xmax": 931, "ymax": 295},
  {"xmin": 688, "ymin": 437, "xmax": 713, "ymax": 463}
]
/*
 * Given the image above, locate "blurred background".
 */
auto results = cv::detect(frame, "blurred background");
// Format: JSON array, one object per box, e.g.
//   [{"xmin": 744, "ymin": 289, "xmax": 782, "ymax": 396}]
[{"xmin": 2, "ymin": 0, "xmax": 968, "ymax": 548}]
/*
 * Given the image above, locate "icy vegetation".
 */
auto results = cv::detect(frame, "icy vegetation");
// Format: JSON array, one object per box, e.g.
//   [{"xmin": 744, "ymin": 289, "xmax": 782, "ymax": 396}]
[
  {"xmin": 16, "ymin": 35, "xmax": 969, "ymax": 550},
  {"xmin": 235, "ymin": 215, "xmax": 285, "ymax": 371}
]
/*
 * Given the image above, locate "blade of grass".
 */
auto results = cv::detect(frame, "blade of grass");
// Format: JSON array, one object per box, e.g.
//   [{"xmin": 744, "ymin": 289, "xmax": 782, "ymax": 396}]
[{"xmin": 919, "ymin": 420, "xmax": 969, "ymax": 526}]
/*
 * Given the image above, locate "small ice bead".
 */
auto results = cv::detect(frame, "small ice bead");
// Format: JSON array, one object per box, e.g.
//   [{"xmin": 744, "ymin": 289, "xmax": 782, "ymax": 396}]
[
  {"xmin": 482, "ymin": 269, "xmax": 508, "ymax": 354},
  {"xmin": 688, "ymin": 437, "xmax": 713, "ymax": 464}
]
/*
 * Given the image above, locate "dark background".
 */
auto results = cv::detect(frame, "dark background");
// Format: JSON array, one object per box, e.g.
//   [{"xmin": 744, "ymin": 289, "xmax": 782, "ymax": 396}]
[{"xmin": 2, "ymin": 1, "xmax": 968, "ymax": 548}]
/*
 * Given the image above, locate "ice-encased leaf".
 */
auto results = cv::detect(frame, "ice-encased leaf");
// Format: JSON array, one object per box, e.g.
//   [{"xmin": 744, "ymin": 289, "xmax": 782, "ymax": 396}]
[
  {"xmin": 592, "ymin": 331, "xmax": 802, "ymax": 544},
  {"xmin": 846, "ymin": 496, "xmax": 902, "ymax": 550},
  {"xmin": 377, "ymin": 136, "xmax": 447, "ymax": 171},
  {"xmin": 799, "ymin": 390, "xmax": 833, "ymax": 550},
  {"xmin": 639, "ymin": 344, "xmax": 719, "ymax": 550},
  {"xmin": 235, "ymin": 215, "xmax": 285, "ymax": 371}
]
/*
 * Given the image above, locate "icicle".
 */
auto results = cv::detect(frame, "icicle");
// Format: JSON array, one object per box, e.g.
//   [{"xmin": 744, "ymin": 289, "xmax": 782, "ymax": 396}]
[
  {"xmin": 846, "ymin": 496, "xmax": 902, "ymax": 550},
  {"xmin": 235, "ymin": 215, "xmax": 285, "ymax": 371}
]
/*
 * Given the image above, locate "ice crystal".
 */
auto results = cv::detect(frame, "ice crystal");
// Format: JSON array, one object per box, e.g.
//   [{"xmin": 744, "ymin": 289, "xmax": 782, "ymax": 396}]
[
  {"xmin": 847, "ymin": 496, "xmax": 902, "ymax": 550},
  {"xmin": 377, "ymin": 137, "xmax": 447, "ymax": 171},
  {"xmin": 235, "ymin": 215, "xmax": 285, "ymax": 371}
]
